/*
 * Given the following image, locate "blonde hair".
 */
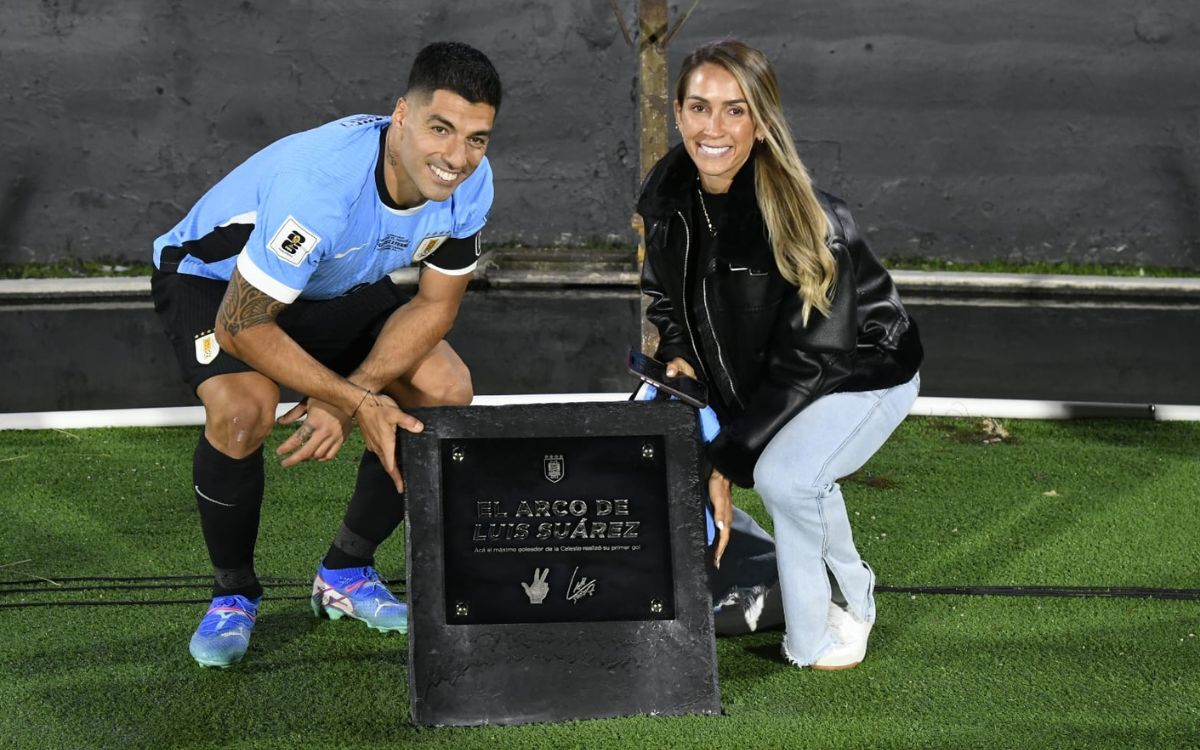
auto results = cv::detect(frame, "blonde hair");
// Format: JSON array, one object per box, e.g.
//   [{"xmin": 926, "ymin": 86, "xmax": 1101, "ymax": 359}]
[{"xmin": 676, "ymin": 40, "xmax": 835, "ymax": 324}]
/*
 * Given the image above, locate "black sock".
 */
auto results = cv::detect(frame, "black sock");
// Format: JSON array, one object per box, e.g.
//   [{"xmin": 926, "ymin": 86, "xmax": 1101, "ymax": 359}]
[
  {"xmin": 323, "ymin": 450, "xmax": 405, "ymax": 570},
  {"xmin": 193, "ymin": 432, "xmax": 265, "ymax": 599}
]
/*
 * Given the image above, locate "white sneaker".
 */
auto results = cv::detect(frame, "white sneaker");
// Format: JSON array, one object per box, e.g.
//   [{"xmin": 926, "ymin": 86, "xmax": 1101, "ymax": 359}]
[
  {"xmin": 812, "ymin": 602, "xmax": 872, "ymax": 671},
  {"xmin": 827, "ymin": 601, "xmax": 872, "ymax": 642}
]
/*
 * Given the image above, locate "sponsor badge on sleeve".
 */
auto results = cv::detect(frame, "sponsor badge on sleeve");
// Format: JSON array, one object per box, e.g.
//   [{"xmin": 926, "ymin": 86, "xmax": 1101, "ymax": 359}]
[{"xmin": 266, "ymin": 216, "xmax": 322, "ymax": 267}]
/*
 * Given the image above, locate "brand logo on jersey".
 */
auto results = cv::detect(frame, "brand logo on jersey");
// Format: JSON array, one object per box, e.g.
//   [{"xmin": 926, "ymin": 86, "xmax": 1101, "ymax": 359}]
[
  {"xmin": 267, "ymin": 216, "xmax": 321, "ymax": 267},
  {"xmin": 375, "ymin": 235, "xmax": 410, "ymax": 252},
  {"xmin": 340, "ymin": 115, "xmax": 387, "ymax": 128},
  {"xmin": 412, "ymin": 234, "xmax": 450, "ymax": 262},
  {"xmin": 194, "ymin": 331, "xmax": 219, "ymax": 365}
]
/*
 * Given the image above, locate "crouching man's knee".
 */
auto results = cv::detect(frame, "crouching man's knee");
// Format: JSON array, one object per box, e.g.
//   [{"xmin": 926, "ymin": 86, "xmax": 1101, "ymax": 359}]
[
  {"xmin": 197, "ymin": 375, "xmax": 280, "ymax": 458},
  {"xmin": 432, "ymin": 362, "xmax": 473, "ymax": 406},
  {"xmin": 386, "ymin": 341, "xmax": 474, "ymax": 407}
]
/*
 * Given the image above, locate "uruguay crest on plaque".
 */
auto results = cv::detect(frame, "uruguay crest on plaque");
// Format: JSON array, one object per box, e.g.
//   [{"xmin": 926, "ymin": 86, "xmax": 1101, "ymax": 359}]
[{"xmin": 543, "ymin": 453, "xmax": 564, "ymax": 483}]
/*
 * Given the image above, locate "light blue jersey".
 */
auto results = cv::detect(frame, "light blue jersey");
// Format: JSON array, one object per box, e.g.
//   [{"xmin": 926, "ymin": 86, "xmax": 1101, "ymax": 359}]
[{"xmin": 153, "ymin": 115, "xmax": 492, "ymax": 302}]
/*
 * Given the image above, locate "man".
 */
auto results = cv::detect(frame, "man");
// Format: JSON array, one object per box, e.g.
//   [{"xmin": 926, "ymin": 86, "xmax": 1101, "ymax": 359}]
[{"xmin": 150, "ymin": 42, "xmax": 501, "ymax": 667}]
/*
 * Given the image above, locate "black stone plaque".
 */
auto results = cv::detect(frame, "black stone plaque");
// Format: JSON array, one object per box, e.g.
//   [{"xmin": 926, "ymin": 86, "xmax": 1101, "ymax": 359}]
[{"xmin": 403, "ymin": 400, "xmax": 720, "ymax": 726}]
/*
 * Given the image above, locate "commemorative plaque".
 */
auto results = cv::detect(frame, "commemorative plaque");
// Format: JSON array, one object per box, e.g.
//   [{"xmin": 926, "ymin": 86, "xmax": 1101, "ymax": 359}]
[{"xmin": 403, "ymin": 400, "xmax": 720, "ymax": 726}]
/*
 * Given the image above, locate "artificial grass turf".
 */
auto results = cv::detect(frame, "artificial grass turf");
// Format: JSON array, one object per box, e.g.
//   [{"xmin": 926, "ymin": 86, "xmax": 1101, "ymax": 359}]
[{"xmin": 1, "ymin": 418, "xmax": 1197, "ymax": 749}]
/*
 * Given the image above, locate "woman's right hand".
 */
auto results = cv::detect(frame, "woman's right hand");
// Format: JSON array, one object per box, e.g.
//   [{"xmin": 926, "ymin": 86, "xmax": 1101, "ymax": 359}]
[
  {"xmin": 665, "ymin": 357, "xmax": 696, "ymax": 379},
  {"xmin": 709, "ymin": 467, "xmax": 733, "ymax": 568}
]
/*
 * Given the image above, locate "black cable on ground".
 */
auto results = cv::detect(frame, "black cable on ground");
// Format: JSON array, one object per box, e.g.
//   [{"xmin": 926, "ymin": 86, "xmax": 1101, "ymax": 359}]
[
  {"xmin": 9, "ymin": 575, "xmax": 1189, "ymax": 597},
  {"xmin": 0, "ymin": 595, "xmax": 312, "ymax": 610},
  {"xmin": 0, "ymin": 574, "xmax": 394, "ymax": 585},
  {"xmin": 878, "ymin": 584, "xmax": 1200, "ymax": 601},
  {"xmin": 0, "ymin": 574, "xmax": 405, "ymax": 589},
  {"xmin": 0, "ymin": 581, "xmax": 320, "ymax": 595},
  {"xmin": 0, "ymin": 577, "xmax": 1195, "ymax": 610},
  {"xmin": 0, "ymin": 574, "xmax": 217, "ymax": 585},
  {"xmin": 0, "ymin": 573, "xmax": 406, "ymax": 609}
]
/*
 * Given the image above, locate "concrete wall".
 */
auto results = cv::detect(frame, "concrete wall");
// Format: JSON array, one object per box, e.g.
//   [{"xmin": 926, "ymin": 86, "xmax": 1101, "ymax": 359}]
[{"xmin": 2, "ymin": 1, "xmax": 1198, "ymax": 268}]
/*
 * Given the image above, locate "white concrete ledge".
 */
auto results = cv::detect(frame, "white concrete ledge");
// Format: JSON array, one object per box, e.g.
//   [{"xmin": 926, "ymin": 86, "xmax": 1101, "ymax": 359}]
[
  {"xmin": 0, "ymin": 277, "xmax": 152, "ymax": 298},
  {"xmin": 2, "ymin": 395, "xmax": 1198, "ymax": 431},
  {"xmin": 911, "ymin": 397, "xmax": 1200, "ymax": 421},
  {"xmin": 0, "ymin": 394, "xmax": 631, "ymax": 430},
  {"xmin": 0, "ymin": 272, "xmax": 420, "ymax": 301},
  {"xmin": 2, "ymin": 268, "xmax": 1197, "ymax": 302},
  {"xmin": 889, "ymin": 270, "xmax": 1200, "ymax": 296}
]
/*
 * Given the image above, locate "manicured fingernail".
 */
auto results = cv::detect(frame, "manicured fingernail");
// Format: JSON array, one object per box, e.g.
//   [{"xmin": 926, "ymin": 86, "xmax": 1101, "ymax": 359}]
[{"xmin": 716, "ymin": 520, "xmax": 726, "ymax": 530}]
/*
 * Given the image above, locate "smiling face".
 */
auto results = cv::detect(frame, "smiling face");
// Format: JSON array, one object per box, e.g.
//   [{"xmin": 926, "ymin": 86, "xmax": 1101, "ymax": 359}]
[
  {"xmin": 674, "ymin": 62, "xmax": 763, "ymax": 194},
  {"xmin": 385, "ymin": 88, "xmax": 496, "ymax": 208}
]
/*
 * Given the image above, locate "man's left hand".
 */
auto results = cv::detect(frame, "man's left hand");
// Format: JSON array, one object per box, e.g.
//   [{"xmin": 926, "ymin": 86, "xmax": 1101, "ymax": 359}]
[{"xmin": 277, "ymin": 398, "xmax": 353, "ymax": 466}]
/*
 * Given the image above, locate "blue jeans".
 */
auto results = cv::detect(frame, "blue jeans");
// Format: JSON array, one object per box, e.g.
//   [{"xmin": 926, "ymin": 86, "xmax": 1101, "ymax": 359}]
[{"xmin": 752, "ymin": 373, "xmax": 920, "ymax": 665}]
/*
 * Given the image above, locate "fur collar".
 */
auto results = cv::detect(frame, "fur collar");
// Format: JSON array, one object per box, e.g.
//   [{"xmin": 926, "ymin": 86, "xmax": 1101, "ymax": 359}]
[{"xmin": 636, "ymin": 143, "xmax": 765, "ymax": 237}]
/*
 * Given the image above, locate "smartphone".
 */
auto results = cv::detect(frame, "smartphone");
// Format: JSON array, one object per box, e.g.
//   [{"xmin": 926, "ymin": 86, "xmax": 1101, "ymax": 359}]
[{"xmin": 627, "ymin": 349, "xmax": 709, "ymax": 408}]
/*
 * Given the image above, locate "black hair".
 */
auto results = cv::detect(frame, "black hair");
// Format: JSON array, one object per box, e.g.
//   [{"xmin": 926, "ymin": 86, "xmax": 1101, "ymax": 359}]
[{"xmin": 406, "ymin": 41, "xmax": 502, "ymax": 112}]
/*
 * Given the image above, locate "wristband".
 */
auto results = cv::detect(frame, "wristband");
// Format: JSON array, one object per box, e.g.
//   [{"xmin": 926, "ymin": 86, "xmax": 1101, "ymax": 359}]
[{"xmin": 351, "ymin": 387, "xmax": 377, "ymax": 418}]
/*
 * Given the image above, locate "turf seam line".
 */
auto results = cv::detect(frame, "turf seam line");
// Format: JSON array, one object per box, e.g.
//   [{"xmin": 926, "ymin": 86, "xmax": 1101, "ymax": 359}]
[
  {"xmin": 3, "ymin": 577, "xmax": 1194, "ymax": 603},
  {"xmin": 4, "ymin": 576, "xmax": 1192, "ymax": 597},
  {"xmin": 2, "ymin": 586, "xmax": 1195, "ymax": 610},
  {"xmin": 0, "ymin": 574, "xmax": 404, "ymax": 586},
  {"xmin": 0, "ymin": 595, "xmax": 313, "ymax": 609},
  {"xmin": 0, "ymin": 582, "xmax": 405, "ymax": 595},
  {"xmin": 877, "ymin": 584, "xmax": 1200, "ymax": 600}
]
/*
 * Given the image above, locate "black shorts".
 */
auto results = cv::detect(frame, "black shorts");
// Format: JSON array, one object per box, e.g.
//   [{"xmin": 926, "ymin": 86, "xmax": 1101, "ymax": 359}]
[{"xmin": 150, "ymin": 270, "xmax": 409, "ymax": 392}]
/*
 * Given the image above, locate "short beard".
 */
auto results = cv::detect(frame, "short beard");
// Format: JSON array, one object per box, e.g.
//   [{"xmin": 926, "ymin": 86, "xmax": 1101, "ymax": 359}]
[{"xmin": 386, "ymin": 130, "xmax": 400, "ymax": 168}]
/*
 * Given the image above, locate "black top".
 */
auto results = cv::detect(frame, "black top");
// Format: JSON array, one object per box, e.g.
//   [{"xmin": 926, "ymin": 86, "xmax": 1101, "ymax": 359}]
[{"xmin": 636, "ymin": 144, "xmax": 923, "ymax": 486}]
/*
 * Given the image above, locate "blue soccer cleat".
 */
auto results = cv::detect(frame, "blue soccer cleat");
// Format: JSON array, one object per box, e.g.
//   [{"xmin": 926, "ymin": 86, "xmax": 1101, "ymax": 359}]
[
  {"xmin": 189, "ymin": 594, "xmax": 259, "ymax": 668},
  {"xmin": 310, "ymin": 564, "xmax": 407, "ymax": 634}
]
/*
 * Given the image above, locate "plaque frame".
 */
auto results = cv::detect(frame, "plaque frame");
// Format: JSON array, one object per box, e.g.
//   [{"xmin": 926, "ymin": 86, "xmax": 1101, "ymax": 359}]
[{"xmin": 403, "ymin": 400, "xmax": 720, "ymax": 726}]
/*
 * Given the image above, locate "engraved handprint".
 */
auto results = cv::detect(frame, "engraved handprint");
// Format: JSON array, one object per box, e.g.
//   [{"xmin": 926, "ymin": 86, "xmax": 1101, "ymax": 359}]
[{"xmin": 521, "ymin": 567, "xmax": 550, "ymax": 604}]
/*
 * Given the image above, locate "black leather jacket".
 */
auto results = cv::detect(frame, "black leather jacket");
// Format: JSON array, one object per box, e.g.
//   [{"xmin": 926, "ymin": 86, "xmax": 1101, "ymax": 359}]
[{"xmin": 638, "ymin": 144, "xmax": 923, "ymax": 487}]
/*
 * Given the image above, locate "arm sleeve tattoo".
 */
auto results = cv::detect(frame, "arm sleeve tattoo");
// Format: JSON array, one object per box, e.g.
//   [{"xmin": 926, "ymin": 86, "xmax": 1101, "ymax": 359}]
[{"xmin": 218, "ymin": 269, "xmax": 286, "ymax": 337}]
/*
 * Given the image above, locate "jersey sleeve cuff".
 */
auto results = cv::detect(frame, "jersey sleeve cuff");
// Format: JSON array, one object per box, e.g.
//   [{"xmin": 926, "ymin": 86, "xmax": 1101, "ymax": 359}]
[
  {"xmin": 237, "ymin": 253, "xmax": 303, "ymax": 303},
  {"xmin": 453, "ymin": 220, "xmax": 487, "ymax": 240},
  {"xmin": 422, "ymin": 260, "xmax": 477, "ymax": 276}
]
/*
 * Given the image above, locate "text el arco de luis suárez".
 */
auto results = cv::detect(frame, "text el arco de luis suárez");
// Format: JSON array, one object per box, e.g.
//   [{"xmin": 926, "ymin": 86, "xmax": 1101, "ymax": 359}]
[{"xmin": 472, "ymin": 498, "xmax": 641, "ymax": 543}]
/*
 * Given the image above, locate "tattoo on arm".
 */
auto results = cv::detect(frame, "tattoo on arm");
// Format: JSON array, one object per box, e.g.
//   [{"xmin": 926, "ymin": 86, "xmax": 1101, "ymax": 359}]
[{"xmin": 218, "ymin": 269, "xmax": 286, "ymax": 337}]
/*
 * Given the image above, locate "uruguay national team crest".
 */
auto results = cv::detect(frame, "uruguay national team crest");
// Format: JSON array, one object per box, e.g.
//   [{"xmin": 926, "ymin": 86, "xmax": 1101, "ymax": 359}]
[
  {"xmin": 195, "ymin": 331, "xmax": 219, "ymax": 365},
  {"xmin": 543, "ymin": 454, "xmax": 565, "ymax": 484},
  {"xmin": 412, "ymin": 234, "xmax": 450, "ymax": 262}
]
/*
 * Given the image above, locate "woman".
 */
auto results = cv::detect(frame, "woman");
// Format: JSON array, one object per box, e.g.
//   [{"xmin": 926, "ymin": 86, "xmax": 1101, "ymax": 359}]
[{"xmin": 637, "ymin": 40, "xmax": 923, "ymax": 670}]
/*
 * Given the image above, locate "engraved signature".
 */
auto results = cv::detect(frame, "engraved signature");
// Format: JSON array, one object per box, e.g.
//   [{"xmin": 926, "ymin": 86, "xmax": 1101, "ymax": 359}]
[{"xmin": 566, "ymin": 566, "xmax": 596, "ymax": 603}]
